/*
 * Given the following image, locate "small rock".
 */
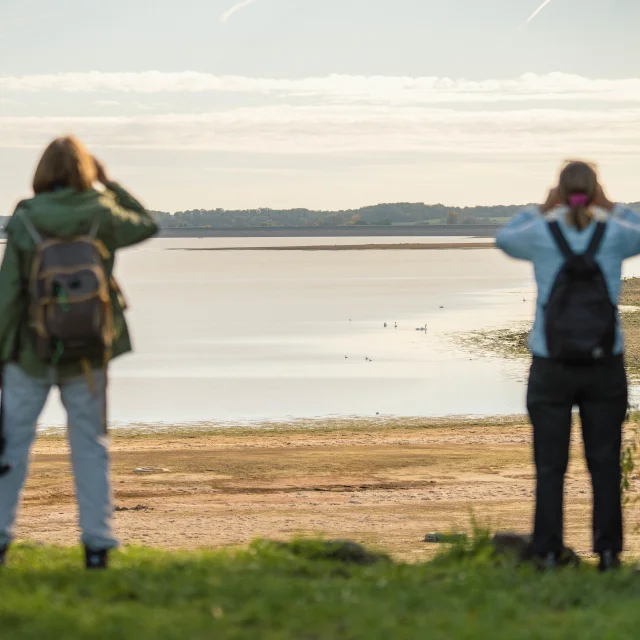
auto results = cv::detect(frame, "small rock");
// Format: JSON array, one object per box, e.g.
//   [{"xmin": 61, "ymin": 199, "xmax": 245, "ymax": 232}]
[
  {"xmin": 264, "ymin": 539, "xmax": 390, "ymax": 565},
  {"xmin": 492, "ymin": 532, "xmax": 581, "ymax": 569},
  {"xmin": 115, "ymin": 504, "xmax": 154, "ymax": 512},
  {"xmin": 424, "ymin": 532, "xmax": 467, "ymax": 543}
]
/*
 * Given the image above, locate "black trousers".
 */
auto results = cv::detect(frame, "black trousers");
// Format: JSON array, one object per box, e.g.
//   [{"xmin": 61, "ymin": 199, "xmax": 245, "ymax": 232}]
[{"xmin": 527, "ymin": 356, "xmax": 627, "ymax": 557}]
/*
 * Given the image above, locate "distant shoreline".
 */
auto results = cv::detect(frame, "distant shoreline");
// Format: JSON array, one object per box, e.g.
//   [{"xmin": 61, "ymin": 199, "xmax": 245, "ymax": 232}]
[
  {"xmin": 1, "ymin": 225, "xmax": 499, "ymax": 242},
  {"xmin": 167, "ymin": 242, "xmax": 493, "ymax": 252},
  {"xmin": 156, "ymin": 224, "xmax": 499, "ymax": 239}
]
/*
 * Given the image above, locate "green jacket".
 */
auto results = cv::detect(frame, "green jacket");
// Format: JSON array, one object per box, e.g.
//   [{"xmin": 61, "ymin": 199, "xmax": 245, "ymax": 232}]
[{"xmin": 0, "ymin": 182, "xmax": 158, "ymax": 379}]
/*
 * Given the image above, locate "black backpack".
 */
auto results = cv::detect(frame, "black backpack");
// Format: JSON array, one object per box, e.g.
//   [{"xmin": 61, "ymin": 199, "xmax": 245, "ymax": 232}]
[{"xmin": 545, "ymin": 220, "xmax": 617, "ymax": 362}]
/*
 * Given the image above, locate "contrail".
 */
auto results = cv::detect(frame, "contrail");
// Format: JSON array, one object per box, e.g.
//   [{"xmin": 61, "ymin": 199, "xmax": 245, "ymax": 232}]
[
  {"xmin": 220, "ymin": 0, "xmax": 260, "ymax": 23},
  {"xmin": 523, "ymin": 0, "xmax": 555, "ymax": 26}
]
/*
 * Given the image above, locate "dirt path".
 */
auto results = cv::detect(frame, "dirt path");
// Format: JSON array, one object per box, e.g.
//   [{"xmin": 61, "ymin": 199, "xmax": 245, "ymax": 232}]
[{"xmin": 17, "ymin": 418, "xmax": 640, "ymax": 562}]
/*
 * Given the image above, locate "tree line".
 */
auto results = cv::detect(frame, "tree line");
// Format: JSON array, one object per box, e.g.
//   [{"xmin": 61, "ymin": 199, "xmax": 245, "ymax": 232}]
[
  {"xmin": 2, "ymin": 202, "xmax": 639, "ymax": 232},
  {"xmin": 149, "ymin": 203, "xmax": 528, "ymax": 229},
  {"xmin": 149, "ymin": 201, "xmax": 640, "ymax": 229}
]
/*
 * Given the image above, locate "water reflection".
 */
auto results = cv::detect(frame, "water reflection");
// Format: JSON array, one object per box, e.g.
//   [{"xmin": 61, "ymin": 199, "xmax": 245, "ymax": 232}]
[{"xmin": 1, "ymin": 237, "xmax": 638, "ymax": 426}]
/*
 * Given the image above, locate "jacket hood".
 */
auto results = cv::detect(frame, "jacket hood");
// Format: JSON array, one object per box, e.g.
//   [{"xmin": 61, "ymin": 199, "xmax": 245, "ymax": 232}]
[{"xmin": 9, "ymin": 188, "xmax": 113, "ymax": 240}]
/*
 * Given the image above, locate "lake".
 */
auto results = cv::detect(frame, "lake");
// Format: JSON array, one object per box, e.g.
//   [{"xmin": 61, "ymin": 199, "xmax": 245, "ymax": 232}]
[{"xmin": 1, "ymin": 236, "xmax": 639, "ymax": 426}]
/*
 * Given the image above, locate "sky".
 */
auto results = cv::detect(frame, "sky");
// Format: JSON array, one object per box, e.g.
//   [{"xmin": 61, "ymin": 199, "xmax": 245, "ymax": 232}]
[{"xmin": 1, "ymin": 0, "xmax": 639, "ymax": 213}]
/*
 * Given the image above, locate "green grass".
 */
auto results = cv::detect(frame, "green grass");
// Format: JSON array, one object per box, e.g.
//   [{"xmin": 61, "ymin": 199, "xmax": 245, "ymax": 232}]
[{"xmin": 1, "ymin": 540, "xmax": 640, "ymax": 639}]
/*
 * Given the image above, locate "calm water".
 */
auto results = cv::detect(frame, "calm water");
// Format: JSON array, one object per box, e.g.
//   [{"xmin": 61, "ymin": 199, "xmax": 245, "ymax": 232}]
[{"xmin": 1, "ymin": 237, "xmax": 639, "ymax": 426}]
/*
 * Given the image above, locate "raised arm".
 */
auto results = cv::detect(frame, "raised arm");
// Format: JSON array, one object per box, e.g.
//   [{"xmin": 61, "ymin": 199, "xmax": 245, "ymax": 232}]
[
  {"xmin": 93, "ymin": 158, "xmax": 158, "ymax": 250},
  {"xmin": 591, "ymin": 183, "xmax": 640, "ymax": 258},
  {"xmin": 101, "ymin": 181, "xmax": 159, "ymax": 250},
  {"xmin": 495, "ymin": 206, "xmax": 542, "ymax": 262},
  {"xmin": 612, "ymin": 205, "xmax": 640, "ymax": 259}
]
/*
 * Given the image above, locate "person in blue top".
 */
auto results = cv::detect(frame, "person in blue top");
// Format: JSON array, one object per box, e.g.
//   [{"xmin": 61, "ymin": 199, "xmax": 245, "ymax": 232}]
[{"xmin": 496, "ymin": 160, "xmax": 640, "ymax": 571}]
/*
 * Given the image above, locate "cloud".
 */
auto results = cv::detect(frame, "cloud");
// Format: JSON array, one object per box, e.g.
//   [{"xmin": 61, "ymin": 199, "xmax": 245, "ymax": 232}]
[
  {"xmin": 1, "ymin": 72, "xmax": 639, "ymax": 105},
  {"xmin": 3, "ymin": 70, "xmax": 637, "ymax": 169},
  {"xmin": 1, "ymin": 105, "xmax": 638, "ymax": 157},
  {"xmin": 220, "ymin": 0, "xmax": 259, "ymax": 23}
]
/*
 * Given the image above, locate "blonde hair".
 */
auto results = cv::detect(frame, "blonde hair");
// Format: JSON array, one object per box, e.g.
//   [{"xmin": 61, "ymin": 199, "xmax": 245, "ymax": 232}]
[
  {"xmin": 558, "ymin": 160, "xmax": 598, "ymax": 231},
  {"xmin": 33, "ymin": 136, "xmax": 97, "ymax": 195}
]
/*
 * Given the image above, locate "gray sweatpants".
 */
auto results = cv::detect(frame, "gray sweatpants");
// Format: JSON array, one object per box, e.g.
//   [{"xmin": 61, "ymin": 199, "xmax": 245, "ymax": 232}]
[{"xmin": 0, "ymin": 363, "xmax": 118, "ymax": 550}]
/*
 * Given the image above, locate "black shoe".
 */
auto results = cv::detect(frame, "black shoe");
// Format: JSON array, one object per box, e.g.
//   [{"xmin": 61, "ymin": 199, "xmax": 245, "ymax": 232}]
[
  {"xmin": 0, "ymin": 546, "xmax": 6, "ymax": 566},
  {"xmin": 598, "ymin": 550, "xmax": 621, "ymax": 572},
  {"xmin": 84, "ymin": 547, "xmax": 108, "ymax": 570},
  {"xmin": 533, "ymin": 547, "xmax": 581, "ymax": 571},
  {"xmin": 557, "ymin": 546, "xmax": 581, "ymax": 569},
  {"xmin": 532, "ymin": 551, "xmax": 559, "ymax": 571}
]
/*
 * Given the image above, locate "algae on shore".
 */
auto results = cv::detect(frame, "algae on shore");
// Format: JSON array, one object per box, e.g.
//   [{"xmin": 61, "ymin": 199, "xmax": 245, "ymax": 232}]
[
  {"xmin": 620, "ymin": 278, "xmax": 640, "ymax": 375},
  {"xmin": 457, "ymin": 277, "xmax": 640, "ymax": 376},
  {"xmin": 455, "ymin": 326, "xmax": 530, "ymax": 360}
]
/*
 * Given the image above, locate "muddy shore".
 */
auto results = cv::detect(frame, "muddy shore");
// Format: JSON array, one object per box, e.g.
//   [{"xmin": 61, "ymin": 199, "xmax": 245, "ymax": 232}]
[{"xmin": 19, "ymin": 417, "xmax": 640, "ymax": 562}]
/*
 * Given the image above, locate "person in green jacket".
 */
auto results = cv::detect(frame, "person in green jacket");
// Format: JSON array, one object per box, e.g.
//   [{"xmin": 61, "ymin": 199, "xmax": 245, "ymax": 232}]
[{"xmin": 0, "ymin": 136, "xmax": 158, "ymax": 569}]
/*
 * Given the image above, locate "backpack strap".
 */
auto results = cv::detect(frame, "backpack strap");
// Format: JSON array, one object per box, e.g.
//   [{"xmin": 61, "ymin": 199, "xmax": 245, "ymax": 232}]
[
  {"xmin": 17, "ymin": 209, "xmax": 43, "ymax": 245},
  {"xmin": 586, "ymin": 221, "xmax": 607, "ymax": 258},
  {"xmin": 89, "ymin": 215, "xmax": 101, "ymax": 239},
  {"xmin": 548, "ymin": 221, "xmax": 574, "ymax": 259}
]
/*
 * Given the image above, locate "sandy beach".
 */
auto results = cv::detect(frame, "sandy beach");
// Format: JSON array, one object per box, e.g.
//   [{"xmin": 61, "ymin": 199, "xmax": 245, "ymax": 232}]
[{"xmin": 18, "ymin": 416, "xmax": 640, "ymax": 562}]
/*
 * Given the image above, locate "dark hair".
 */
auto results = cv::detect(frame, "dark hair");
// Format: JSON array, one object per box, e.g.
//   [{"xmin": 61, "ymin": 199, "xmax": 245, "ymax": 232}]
[
  {"xmin": 33, "ymin": 136, "xmax": 97, "ymax": 195},
  {"xmin": 558, "ymin": 161, "xmax": 598, "ymax": 231}
]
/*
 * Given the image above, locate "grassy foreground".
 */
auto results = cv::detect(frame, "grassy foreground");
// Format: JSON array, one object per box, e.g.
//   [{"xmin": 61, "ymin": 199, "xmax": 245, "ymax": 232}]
[{"xmin": 2, "ymin": 540, "xmax": 640, "ymax": 640}]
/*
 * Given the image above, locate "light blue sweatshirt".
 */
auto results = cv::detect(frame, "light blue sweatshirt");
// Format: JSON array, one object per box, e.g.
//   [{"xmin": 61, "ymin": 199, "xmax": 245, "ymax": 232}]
[{"xmin": 495, "ymin": 205, "xmax": 640, "ymax": 357}]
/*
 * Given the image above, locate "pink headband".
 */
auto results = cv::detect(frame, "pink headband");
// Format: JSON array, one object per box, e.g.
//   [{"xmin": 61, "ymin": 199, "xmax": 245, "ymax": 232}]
[{"xmin": 568, "ymin": 194, "xmax": 590, "ymax": 208}]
